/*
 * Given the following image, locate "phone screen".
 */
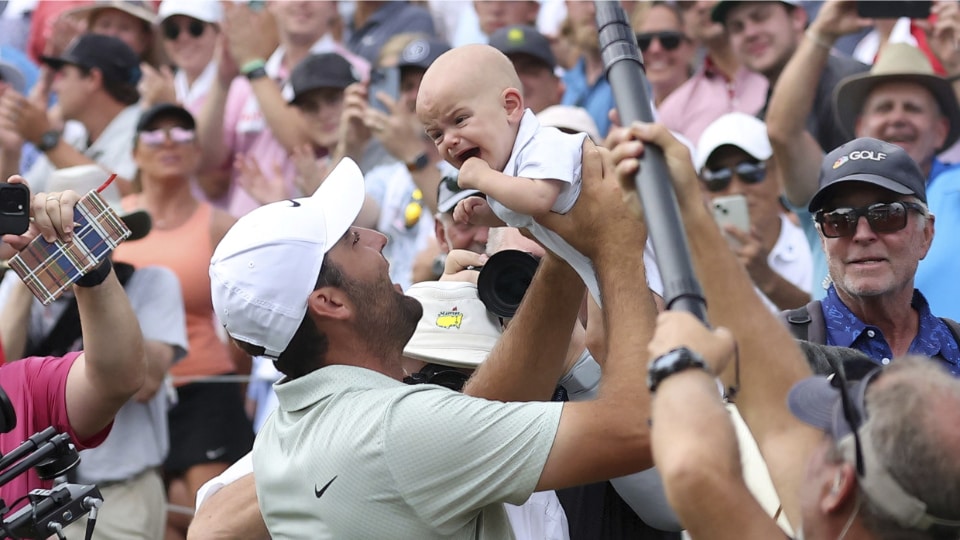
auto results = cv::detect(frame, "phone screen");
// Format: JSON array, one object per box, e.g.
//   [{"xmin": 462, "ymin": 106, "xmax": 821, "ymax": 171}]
[
  {"xmin": 856, "ymin": 1, "xmax": 931, "ymax": 19},
  {"xmin": 368, "ymin": 67, "xmax": 401, "ymax": 113}
]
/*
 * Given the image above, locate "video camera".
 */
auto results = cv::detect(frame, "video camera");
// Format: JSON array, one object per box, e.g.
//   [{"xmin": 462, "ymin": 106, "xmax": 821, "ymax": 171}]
[{"xmin": 0, "ymin": 387, "xmax": 102, "ymax": 539}]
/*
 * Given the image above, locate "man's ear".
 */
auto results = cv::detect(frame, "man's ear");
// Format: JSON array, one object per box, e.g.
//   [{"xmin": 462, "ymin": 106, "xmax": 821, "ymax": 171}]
[
  {"xmin": 821, "ymin": 464, "xmax": 857, "ymax": 513},
  {"xmin": 503, "ymin": 87, "xmax": 524, "ymax": 122},
  {"xmin": 308, "ymin": 286, "xmax": 353, "ymax": 321}
]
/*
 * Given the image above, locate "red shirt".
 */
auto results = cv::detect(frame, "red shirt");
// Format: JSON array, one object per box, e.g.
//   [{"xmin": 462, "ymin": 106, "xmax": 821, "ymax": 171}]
[{"xmin": 0, "ymin": 352, "xmax": 110, "ymax": 508}]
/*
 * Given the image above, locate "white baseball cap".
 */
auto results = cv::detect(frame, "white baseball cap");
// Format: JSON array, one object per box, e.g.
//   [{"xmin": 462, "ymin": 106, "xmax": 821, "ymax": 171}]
[
  {"xmin": 694, "ymin": 112, "xmax": 772, "ymax": 173},
  {"xmin": 209, "ymin": 158, "xmax": 365, "ymax": 358},
  {"xmin": 537, "ymin": 105, "xmax": 600, "ymax": 142},
  {"xmin": 402, "ymin": 281, "xmax": 502, "ymax": 369},
  {"xmin": 157, "ymin": 0, "xmax": 223, "ymax": 24}
]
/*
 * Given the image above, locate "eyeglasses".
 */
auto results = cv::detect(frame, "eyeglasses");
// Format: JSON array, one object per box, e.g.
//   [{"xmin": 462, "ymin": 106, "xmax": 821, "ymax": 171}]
[
  {"xmin": 701, "ymin": 161, "xmax": 766, "ymax": 192},
  {"xmin": 138, "ymin": 127, "xmax": 196, "ymax": 148},
  {"xmin": 162, "ymin": 18, "xmax": 206, "ymax": 40},
  {"xmin": 636, "ymin": 31, "xmax": 687, "ymax": 52},
  {"xmin": 402, "ymin": 365, "xmax": 469, "ymax": 392},
  {"xmin": 814, "ymin": 201, "xmax": 926, "ymax": 238}
]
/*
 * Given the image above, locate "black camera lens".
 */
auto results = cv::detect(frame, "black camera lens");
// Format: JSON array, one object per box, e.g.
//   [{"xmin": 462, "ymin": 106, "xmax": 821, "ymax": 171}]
[{"xmin": 477, "ymin": 250, "xmax": 541, "ymax": 318}]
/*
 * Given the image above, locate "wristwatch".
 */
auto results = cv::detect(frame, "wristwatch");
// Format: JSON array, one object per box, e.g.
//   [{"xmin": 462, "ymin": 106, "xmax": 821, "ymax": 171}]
[
  {"xmin": 405, "ymin": 152, "xmax": 430, "ymax": 173},
  {"xmin": 37, "ymin": 130, "xmax": 61, "ymax": 152},
  {"xmin": 647, "ymin": 346, "xmax": 710, "ymax": 393}
]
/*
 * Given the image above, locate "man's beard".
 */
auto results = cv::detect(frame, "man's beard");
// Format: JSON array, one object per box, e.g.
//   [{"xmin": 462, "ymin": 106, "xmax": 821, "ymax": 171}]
[{"xmin": 346, "ymin": 278, "xmax": 423, "ymax": 359}]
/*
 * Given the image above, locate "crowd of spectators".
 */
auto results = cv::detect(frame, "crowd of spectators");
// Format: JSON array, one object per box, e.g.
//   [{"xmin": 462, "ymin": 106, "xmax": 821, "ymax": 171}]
[{"xmin": 0, "ymin": 1, "xmax": 955, "ymax": 539}]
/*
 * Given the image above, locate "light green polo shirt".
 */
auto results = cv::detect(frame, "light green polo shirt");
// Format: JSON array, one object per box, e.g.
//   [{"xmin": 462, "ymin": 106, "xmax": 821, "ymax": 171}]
[{"xmin": 253, "ymin": 365, "xmax": 563, "ymax": 539}]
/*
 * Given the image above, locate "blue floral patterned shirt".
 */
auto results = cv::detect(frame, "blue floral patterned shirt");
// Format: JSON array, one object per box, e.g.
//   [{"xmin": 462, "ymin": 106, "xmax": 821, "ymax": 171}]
[{"xmin": 821, "ymin": 284, "xmax": 960, "ymax": 375}]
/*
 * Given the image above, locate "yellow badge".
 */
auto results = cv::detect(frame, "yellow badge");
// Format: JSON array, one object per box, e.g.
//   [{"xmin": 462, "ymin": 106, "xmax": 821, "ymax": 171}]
[{"xmin": 436, "ymin": 309, "xmax": 463, "ymax": 329}]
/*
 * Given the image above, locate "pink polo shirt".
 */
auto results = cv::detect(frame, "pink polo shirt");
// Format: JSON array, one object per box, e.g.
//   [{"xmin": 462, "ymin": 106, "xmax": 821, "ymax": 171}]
[
  {"xmin": 219, "ymin": 38, "xmax": 370, "ymax": 217},
  {"xmin": 0, "ymin": 352, "xmax": 110, "ymax": 507},
  {"xmin": 657, "ymin": 57, "xmax": 768, "ymax": 148}
]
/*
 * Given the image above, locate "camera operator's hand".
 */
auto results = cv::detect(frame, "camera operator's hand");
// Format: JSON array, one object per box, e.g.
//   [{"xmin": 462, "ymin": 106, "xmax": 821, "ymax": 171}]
[
  {"xmin": 0, "ymin": 176, "xmax": 80, "ymax": 248},
  {"xmin": 647, "ymin": 311, "xmax": 736, "ymax": 376},
  {"xmin": 440, "ymin": 249, "xmax": 488, "ymax": 284},
  {"xmin": 607, "ymin": 122, "xmax": 699, "ymax": 218},
  {"xmin": 808, "ymin": 0, "xmax": 872, "ymax": 43}
]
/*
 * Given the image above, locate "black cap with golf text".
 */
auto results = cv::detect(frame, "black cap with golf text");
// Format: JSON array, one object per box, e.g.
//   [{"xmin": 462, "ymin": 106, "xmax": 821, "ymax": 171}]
[
  {"xmin": 40, "ymin": 34, "xmax": 141, "ymax": 86},
  {"xmin": 808, "ymin": 137, "xmax": 926, "ymax": 213}
]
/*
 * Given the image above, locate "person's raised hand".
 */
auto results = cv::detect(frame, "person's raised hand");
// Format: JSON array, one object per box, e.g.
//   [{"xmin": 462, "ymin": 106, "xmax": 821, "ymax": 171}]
[
  {"xmin": 535, "ymin": 138, "xmax": 645, "ymax": 259},
  {"xmin": 0, "ymin": 176, "xmax": 81, "ymax": 248},
  {"xmin": 809, "ymin": 0, "xmax": 873, "ymax": 42},
  {"xmin": 367, "ymin": 92, "xmax": 424, "ymax": 163},
  {"xmin": 235, "ymin": 154, "xmax": 287, "ymax": 204},
  {"xmin": 138, "ymin": 63, "xmax": 177, "ymax": 109},
  {"xmin": 221, "ymin": 1, "xmax": 273, "ymax": 66},
  {"xmin": 647, "ymin": 310, "xmax": 736, "ymax": 375},
  {"xmin": 607, "ymin": 122, "xmax": 699, "ymax": 218},
  {"xmin": 214, "ymin": 32, "xmax": 239, "ymax": 86},
  {"xmin": 926, "ymin": 0, "xmax": 960, "ymax": 73},
  {"xmin": 337, "ymin": 83, "xmax": 372, "ymax": 158},
  {"xmin": 0, "ymin": 89, "xmax": 51, "ymax": 145},
  {"xmin": 453, "ymin": 196, "xmax": 504, "ymax": 227}
]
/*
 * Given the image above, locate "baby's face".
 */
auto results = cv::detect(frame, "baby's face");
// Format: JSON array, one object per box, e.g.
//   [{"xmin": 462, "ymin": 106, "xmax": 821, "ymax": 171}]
[{"xmin": 417, "ymin": 78, "xmax": 517, "ymax": 171}]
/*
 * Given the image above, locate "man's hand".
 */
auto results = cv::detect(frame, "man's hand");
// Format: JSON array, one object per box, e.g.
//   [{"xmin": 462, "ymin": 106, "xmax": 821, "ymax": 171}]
[
  {"xmin": 363, "ymin": 91, "xmax": 424, "ymax": 162},
  {"xmin": 722, "ymin": 225, "xmax": 777, "ymax": 287},
  {"xmin": 0, "ymin": 89, "xmax": 51, "ymax": 145},
  {"xmin": 214, "ymin": 33, "xmax": 240, "ymax": 87},
  {"xmin": 925, "ymin": 0, "xmax": 960, "ymax": 73},
  {"xmin": 0, "ymin": 176, "xmax": 78, "ymax": 247},
  {"xmin": 222, "ymin": 1, "xmax": 273, "ymax": 66},
  {"xmin": 439, "ymin": 249, "xmax": 487, "ymax": 284},
  {"xmin": 607, "ymin": 122, "xmax": 699, "ymax": 218},
  {"xmin": 647, "ymin": 311, "xmax": 736, "ymax": 375},
  {"xmin": 291, "ymin": 145, "xmax": 330, "ymax": 195},
  {"xmin": 336, "ymin": 83, "xmax": 372, "ymax": 160},
  {"xmin": 535, "ymin": 138, "xmax": 645, "ymax": 259},
  {"xmin": 808, "ymin": 0, "xmax": 872, "ymax": 42}
]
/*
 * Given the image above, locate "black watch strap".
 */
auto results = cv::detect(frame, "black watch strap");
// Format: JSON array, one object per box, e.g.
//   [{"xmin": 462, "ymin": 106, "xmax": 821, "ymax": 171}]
[
  {"xmin": 245, "ymin": 66, "xmax": 269, "ymax": 81},
  {"xmin": 75, "ymin": 258, "xmax": 113, "ymax": 288},
  {"xmin": 406, "ymin": 152, "xmax": 429, "ymax": 172},
  {"xmin": 647, "ymin": 346, "xmax": 710, "ymax": 393},
  {"xmin": 37, "ymin": 130, "xmax": 61, "ymax": 152}
]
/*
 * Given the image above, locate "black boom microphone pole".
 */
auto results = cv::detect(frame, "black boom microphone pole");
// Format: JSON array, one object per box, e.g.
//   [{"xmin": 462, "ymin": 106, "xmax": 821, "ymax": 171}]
[{"xmin": 595, "ymin": 1, "xmax": 708, "ymax": 321}]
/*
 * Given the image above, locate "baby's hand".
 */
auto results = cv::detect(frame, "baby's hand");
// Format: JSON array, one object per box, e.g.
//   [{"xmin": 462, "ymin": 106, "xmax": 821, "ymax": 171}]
[
  {"xmin": 458, "ymin": 157, "xmax": 491, "ymax": 190},
  {"xmin": 454, "ymin": 196, "xmax": 506, "ymax": 227}
]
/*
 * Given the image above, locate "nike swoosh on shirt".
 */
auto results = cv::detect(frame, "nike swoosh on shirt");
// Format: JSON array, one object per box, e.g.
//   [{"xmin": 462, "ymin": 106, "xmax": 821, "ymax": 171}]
[
  {"xmin": 288, "ymin": 199, "xmax": 302, "ymax": 207},
  {"xmin": 314, "ymin": 476, "xmax": 338, "ymax": 499}
]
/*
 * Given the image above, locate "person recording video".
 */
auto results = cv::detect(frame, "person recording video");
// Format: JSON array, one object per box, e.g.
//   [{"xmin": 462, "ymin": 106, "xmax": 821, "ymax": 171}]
[{"xmin": 0, "ymin": 176, "xmax": 144, "ymax": 509}]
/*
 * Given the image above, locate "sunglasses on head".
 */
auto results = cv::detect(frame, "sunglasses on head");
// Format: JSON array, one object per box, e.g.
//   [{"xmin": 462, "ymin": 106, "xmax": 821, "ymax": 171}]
[
  {"xmin": 138, "ymin": 126, "xmax": 196, "ymax": 148},
  {"xmin": 162, "ymin": 18, "xmax": 206, "ymax": 40},
  {"xmin": 701, "ymin": 161, "xmax": 766, "ymax": 192},
  {"xmin": 814, "ymin": 201, "xmax": 926, "ymax": 238},
  {"xmin": 636, "ymin": 31, "xmax": 686, "ymax": 52}
]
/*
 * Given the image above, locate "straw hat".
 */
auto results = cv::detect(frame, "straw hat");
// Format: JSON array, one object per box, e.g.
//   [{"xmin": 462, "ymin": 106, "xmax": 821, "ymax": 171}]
[{"xmin": 833, "ymin": 43, "xmax": 960, "ymax": 151}]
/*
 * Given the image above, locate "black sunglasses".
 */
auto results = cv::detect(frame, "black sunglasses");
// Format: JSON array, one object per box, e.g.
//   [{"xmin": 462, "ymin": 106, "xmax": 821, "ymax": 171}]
[
  {"xmin": 701, "ymin": 161, "xmax": 766, "ymax": 192},
  {"xmin": 402, "ymin": 365, "xmax": 469, "ymax": 392},
  {"xmin": 814, "ymin": 201, "xmax": 926, "ymax": 239},
  {"xmin": 162, "ymin": 18, "xmax": 206, "ymax": 40},
  {"xmin": 636, "ymin": 31, "xmax": 686, "ymax": 52}
]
